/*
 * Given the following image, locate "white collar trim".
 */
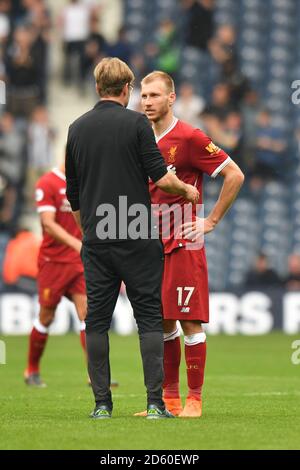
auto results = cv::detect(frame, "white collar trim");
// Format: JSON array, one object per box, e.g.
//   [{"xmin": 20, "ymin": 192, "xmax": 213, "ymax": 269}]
[
  {"xmin": 52, "ymin": 168, "xmax": 66, "ymax": 181},
  {"xmin": 155, "ymin": 117, "xmax": 178, "ymax": 143}
]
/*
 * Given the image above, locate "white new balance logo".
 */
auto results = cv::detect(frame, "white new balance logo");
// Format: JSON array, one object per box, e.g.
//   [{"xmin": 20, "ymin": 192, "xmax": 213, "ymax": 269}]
[{"xmin": 181, "ymin": 307, "xmax": 190, "ymax": 313}]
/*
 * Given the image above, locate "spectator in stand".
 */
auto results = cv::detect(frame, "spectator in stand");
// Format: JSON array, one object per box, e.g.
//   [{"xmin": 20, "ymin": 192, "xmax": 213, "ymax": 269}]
[
  {"xmin": 0, "ymin": 0, "xmax": 11, "ymax": 45},
  {"xmin": 252, "ymin": 110, "xmax": 287, "ymax": 181},
  {"xmin": 244, "ymin": 253, "xmax": 283, "ymax": 289},
  {"xmin": 182, "ymin": 0, "xmax": 215, "ymax": 51},
  {"xmin": 204, "ymin": 82, "xmax": 233, "ymax": 119},
  {"xmin": 5, "ymin": 25, "xmax": 41, "ymax": 117},
  {"xmin": 201, "ymin": 111, "xmax": 242, "ymax": 165},
  {"xmin": 82, "ymin": 14, "xmax": 107, "ymax": 90},
  {"xmin": 209, "ymin": 24, "xmax": 237, "ymax": 66},
  {"xmin": 59, "ymin": 0, "xmax": 91, "ymax": 86},
  {"xmin": 23, "ymin": 0, "xmax": 52, "ymax": 103},
  {"xmin": 222, "ymin": 111, "xmax": 243, "ymax": 162},
  {"xmin": 25, "ymin": 105, "xmax": 55, "ymax": 210},
  {"xmin": 107, "ymin": 26, "xmax": 131, "ymax": 65},
  {"xmin": 156, "ymin": 19, "xmax": 180, "ymax": 81},
  {"xmin": 241, "ymin": 90, "xmax": 260, "ymax": 163},
  {"xmin": 0, "ymin": 169, "xmax": 17, "ymax": 233},
  {"xmin": 174, "ymin": 82, "xmax": 205, "ymax": 127},
  {"xmin": 221, "ymin": 58, "xmax": 250, "ymax": 106},
  {"xmin": 285, "ymin": 254, "xmax": 300, "ymax": 291},
  {"xmin": 10, "ymin": 0, "xmax": 26, "ymax": 22},
  {"xmin": 0, "ymin": 112, "xmax": 26, "ymax": 187}
]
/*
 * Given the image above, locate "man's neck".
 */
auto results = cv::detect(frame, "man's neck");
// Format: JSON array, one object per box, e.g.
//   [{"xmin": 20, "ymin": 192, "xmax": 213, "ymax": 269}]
[
  {"xmin": 59, "ymin": 164, "xmax": 65, "ymax": 175},
  {"xmin": 153, "ymin": 113, "xmax": 176, "ymax": 140},
  {"xmin": 100, "ymin": 96, "xmax": 125, "ymax": 107}
]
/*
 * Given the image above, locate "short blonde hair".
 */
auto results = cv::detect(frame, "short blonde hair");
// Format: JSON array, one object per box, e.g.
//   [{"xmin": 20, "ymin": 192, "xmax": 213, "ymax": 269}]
[
  {"xmin": 141, "ymin": 71, "xmax": 175, "ymax": 93},
  {"xmin": 94, "ymin": 57, "xmax": 135, "ymax": 97}
]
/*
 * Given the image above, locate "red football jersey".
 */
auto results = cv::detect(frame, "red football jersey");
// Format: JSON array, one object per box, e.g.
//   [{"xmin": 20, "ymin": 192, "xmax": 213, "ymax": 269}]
[
  {"xmin": 35, "ymin": 168, "xmax": 82, "ymax": 263},
  {"xmin": 149, "ymin": 119, "xmax": 231, "ymax": 253}
]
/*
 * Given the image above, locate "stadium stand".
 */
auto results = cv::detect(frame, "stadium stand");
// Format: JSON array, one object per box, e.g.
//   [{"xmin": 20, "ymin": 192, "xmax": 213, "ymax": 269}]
[{"xmin": 0, "ymin": 0, "xmax": 299, "ymax": 291}]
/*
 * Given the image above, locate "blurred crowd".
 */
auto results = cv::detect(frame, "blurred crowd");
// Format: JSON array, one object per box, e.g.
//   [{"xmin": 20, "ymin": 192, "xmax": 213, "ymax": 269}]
[
  {"xmin": 126, "ymin": 0, "xmax": 294, "ymax": 192},
  {"xmin": 0, "ymin": 0, "xmax": 299, "ymax": 291},
  {"xmin": 245, "ymin": 252, "xmax": 300, "ymax": 292},
  {"xmin": 0, "ymin": 0, "xmax": 53, "ymax": 235}
]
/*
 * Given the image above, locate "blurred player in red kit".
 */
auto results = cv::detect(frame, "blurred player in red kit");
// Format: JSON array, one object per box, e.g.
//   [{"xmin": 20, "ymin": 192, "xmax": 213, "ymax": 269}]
[
  {"xmin": 135, "ymin": 71, "xmax": 244, "ymax": 417},
  {"xmin": 24, "ymin": 165, "xmax": 87, "ymax": 386}
]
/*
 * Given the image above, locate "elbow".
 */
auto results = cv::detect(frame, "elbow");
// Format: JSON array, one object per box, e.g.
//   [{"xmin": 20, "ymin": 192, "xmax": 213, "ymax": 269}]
[
  {"xmin": 231, "ymin": 167, "xmax": 244, "ymax": 189},
  {"xmin": 237, "ymin": 169, "xmax": 245, "ymax": 188}
]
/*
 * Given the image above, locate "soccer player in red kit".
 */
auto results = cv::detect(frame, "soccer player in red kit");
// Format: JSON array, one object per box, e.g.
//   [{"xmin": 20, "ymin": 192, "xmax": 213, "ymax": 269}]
[
  {"xmin": 135, "ymin": 71, "xmax": 244, "ymax": 417},
  {"xmin": 24, "ymin": 165, "xmax": 87, "ymax": 386}
]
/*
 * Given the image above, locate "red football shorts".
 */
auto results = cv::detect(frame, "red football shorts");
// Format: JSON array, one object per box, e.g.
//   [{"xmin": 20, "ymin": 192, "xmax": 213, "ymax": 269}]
[
  {"xmin": 38, "ymin": 260, "xmax": 86, "ymax": 307},
  {"xmin": 162, "ymin": 246, "xmax": 209, "ymax": 322}
]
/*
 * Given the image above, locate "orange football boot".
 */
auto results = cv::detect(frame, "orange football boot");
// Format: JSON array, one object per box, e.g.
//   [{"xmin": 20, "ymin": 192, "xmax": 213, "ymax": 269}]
[
  {"xmin": 179, "ymin": 398, "xmax": 202, "ymax": 418},
  {"xmin": 163, "ymin": 398, "xmax": 183, "ymax": 416}
]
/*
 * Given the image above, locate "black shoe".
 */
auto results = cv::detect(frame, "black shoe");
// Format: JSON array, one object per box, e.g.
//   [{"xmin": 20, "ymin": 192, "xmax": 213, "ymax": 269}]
[
  {"xmin": 24, "ymin": 370, "xmax": 46, "ymax": 388},
  {"xmin": 146, "ymin": 404, "xmax": 175, "ymax": 419},
  {"xmin": 90, "ymin": 405, "xmax": 112, "ymax": 419}
]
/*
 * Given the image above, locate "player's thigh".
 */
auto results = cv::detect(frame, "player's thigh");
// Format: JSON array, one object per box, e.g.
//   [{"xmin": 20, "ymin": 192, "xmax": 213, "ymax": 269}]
[
  {"xmin": 37, "ymin": 261, "xmax": 68, "ymax": 309},
  {"xmin": 67, "ymin": 268, "xmax": 87, "ymax": 321},
  {"xmin": 71, "ymin": 293, "xmax": 87, "ymax": 322},
  {"xmin": 162, "ymin": 247, "xmax": 209, "ymax": 323}
]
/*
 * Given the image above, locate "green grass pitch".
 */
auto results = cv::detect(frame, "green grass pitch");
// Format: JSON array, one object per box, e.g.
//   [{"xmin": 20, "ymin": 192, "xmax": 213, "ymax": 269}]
[{"xmin": 0, "ymin": 333, "xmax": 300, "ymax": 450}]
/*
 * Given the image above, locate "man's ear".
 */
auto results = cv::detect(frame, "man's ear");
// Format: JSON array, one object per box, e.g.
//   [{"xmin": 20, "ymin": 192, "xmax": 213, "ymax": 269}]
[
  {"xmin": 123, "ymin": 83, "xmax": 129, "ymax": 96},
  {"xmin": 169, "ymin": 92, "xmax": 176, "ymax": 107},
  {"xmin": 95, "ymin": 83, "xmax": 100, "ymax": 96}
]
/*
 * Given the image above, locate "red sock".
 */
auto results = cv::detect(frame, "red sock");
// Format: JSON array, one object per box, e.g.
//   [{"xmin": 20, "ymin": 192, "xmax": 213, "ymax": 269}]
[
  {"xmin": 80, "ymin": 329, "xmax": 86, "ymax": 353},
  {"xmin": 27, "ymin": 327, "xmax": 48, "ymax": 374},
  {"xmin": 163, "ymin": 337, "xmax": 181, "ymax": 399},
  {"xmin": 185, "ymin": 341, "xmax": 206, "ymax": 401}
]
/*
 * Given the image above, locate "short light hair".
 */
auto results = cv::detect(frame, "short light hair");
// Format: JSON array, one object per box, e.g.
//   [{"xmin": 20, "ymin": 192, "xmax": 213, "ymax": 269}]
[
  {"xmin": 94, "ymin": 57, "xmax": 135, "ymax": 97},
  {"xmin": 141, "ymin": 71, "xmax": 175, "ymax": 93}
]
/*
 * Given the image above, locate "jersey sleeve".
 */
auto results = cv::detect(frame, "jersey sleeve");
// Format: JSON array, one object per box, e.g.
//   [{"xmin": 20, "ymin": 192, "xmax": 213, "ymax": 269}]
[
  {"xmin": 189, "ymin": 128, "xmax": 231, "ymax": 177},
  {"xmin": 65, "ymin": 125, "xmax": 80, "ymax": 211},
  {"xmin": 35, "ymin": 177, "xmax": 57, "ymax": 213}
]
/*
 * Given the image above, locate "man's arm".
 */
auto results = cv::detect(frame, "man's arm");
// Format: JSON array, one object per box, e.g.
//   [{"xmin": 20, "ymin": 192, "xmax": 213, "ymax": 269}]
[
  {"xmin": 181, "ymin": 160, "xmax": 244, "ymax": 240},
  {"xmin": 206, "ymin": 160, "xmax": 244, "ymax": 229},
  {"xmin": 65, "ymin": 132, "xmax": 80, "ymax": 212},
  {"xmin": 155, "ymin": 172, "xmax": 199, "ymax": 204},
  {"xmin": 72, "ymin": 210, "xmax": 82, "ymax": 233},
  {"xmin": 40, "ymin": 211, "xmax": 82, "ymax": 253}
]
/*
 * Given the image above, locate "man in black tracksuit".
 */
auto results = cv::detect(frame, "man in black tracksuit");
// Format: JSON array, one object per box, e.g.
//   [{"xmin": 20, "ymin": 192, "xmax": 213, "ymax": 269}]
[{"xmin": 66, "ymin": 57, "xmax": 199, "ymax": 419}]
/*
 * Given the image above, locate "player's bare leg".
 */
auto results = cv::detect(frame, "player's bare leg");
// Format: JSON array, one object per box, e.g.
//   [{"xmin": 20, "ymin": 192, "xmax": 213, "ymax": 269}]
[
  {"xmin": 71, "ymin": 293, "xmax": 88, "ymax": 353},
  {"xmin": 24, "ymin": 306, "xmax": 56, "ymax": 387},
  {"xmin": 179, "ymin": 320, "xmax": 206, "ymax": 418}
]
